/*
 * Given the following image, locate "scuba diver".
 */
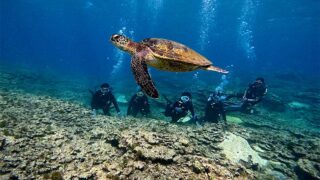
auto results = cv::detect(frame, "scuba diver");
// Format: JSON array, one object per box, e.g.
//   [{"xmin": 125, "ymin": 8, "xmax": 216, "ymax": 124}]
[
  {"xmin": 225, "ymin": 77, "xmax": 267, "ymax": 113},
  {"xmin": 203, "ymin": 92, "xmax": 226, "ymax": 123},
  {"xmin": 127, "ymin": 90, "xmax": 150, "ymax": 117},
  {"xmin": 90, "ymin": 83, "xmax": 121, "ymax": 117},
  {"xmin": 164, "ymin": 92, "xmax": 196, "ymax": 123}
]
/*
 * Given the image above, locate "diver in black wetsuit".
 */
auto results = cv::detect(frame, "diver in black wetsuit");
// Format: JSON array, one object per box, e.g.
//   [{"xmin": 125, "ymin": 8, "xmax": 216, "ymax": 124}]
[
  {"xmin": 164, "ymin": 92, "xmax": 196, "ymax": 123},
  {"xmin": 241, "ymin": 77, "xmax": 267, "ymax": 111},
  {"xmin": 204, "ymin": 92, "xmax": 226, "ymax": 123},
  {"xmin": 225, "ymin": 77, "xmax": 267, "ymax": 113},
  {"xmin": 91, "ymin": 83, "xmax": 121, "ymax": 117},
  {"xmin": 127, "ymin": 90, "xmax": 150, "ymax": 117}
]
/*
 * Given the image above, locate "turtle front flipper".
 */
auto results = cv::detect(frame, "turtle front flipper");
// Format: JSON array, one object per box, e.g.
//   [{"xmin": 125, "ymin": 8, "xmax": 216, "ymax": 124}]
[{"xmin": 131, "ymin": 55, "xmax": 159, "ymax": 98}]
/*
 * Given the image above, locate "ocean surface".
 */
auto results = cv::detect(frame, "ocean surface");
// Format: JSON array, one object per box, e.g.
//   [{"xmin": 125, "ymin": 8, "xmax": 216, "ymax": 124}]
[{"xmin": 0, "ymin": 0, "xmax": 319, "ymax": 179}]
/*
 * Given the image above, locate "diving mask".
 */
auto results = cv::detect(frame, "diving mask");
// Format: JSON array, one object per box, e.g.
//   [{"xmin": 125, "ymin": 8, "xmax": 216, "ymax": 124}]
[
  {"xmin": 101, "ymin": 87, "xmax": 110, "ymax": 93},
  {"xmin": 180, "ymin": 96, "xmax": 190, "ymax": 103},
  {"xmin": 137, "ymin": 91, "xmax": 144, "ymax": 97}
]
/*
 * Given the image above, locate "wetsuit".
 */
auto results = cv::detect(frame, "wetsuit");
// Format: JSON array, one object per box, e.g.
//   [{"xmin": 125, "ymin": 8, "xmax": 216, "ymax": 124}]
[
  {"xmin": 165, "ymin": 100, "xmax": 195, "ymax": 123},
  {"xmin": 204, "ymin": 97, "xmax": 226, "ymax": 123},
  {"xmin": 91, "ymin": 90, "xmax": 120, "ymax": 115},
  {"xmin": 127, "ymin": 94, "xmax": 150, "ymax": 117},
  {"xmin": 241, "ymin": 82, "xmax": 267, "ymax": 110},
  {"xmin": 225, "ymin": 82, "xmax": 267, "ymax": 112}
]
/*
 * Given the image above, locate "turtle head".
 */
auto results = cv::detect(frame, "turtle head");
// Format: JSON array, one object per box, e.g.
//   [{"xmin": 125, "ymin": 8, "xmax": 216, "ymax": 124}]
[{"xmin": 110, "ymin": 34, "xmax": 135, "ymax": 54}]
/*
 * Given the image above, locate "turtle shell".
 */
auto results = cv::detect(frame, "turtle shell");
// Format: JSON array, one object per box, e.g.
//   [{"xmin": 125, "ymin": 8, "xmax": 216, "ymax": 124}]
[{"xmin": 141, "ymin": 38, "xmax": 212, "ymax": 66}]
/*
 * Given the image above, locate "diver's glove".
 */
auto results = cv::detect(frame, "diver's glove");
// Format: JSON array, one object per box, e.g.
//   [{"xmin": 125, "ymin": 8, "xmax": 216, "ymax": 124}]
[{"xmin": 91, "ymin": 109, "xmax": 97, "ymax": 118}]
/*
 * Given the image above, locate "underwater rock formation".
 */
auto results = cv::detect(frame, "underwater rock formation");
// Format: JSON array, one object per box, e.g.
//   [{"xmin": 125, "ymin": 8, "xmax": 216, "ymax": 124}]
[
  {"xmin": 226, "ymin": 116, "xmax": 243, "ymax": 124},
  {"xmin": 219, "ymin": 132, "xmax": 268, "ymax": 168},
  {"xmin": 288, "ymin": 101, "xmax": 311, "ymax": 110},
  {"xmin": 296, "ymin": 158, "xmax": 320, "ymax": 180},
  {"xmin": 115, "ymin": 94, "xmax": 128, "ymax": 104},
  {"xmin": 0, "ymin": 90, "xmax": 256, "ymax": 179},
  {"xmin": 0, "ymin": 70, "xmax": 319, "ymax": 179}
]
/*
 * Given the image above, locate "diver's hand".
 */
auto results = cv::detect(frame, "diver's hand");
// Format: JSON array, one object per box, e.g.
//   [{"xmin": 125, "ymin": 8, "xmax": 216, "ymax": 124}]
[
  {"xmin": 117, "ymin": 112, "xmax": 122, "ymax": 119},
  {"xmin": 91, "ymin": 109, "xmax": 97, "ymax": 118},
  {"xmin": 192, "ymin": 115, "xmax": 202, "ymax": 127},
  {"xmin": 196, "ymin": 121, "xmax": 202, "ymax": 128}
]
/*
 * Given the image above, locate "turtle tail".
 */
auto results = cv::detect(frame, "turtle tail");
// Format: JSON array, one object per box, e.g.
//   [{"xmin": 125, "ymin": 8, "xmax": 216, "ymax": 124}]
[{"xmin": 204, "ymin": 65, "xmax": 229, "ymax": 74}]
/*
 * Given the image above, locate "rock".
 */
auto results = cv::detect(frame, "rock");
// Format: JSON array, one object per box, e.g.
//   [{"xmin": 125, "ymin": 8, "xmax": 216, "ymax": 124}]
[
  {"xmin": 262, "ymin": 94, "xmax": 286, "ymax": 112},
  {"xmin": 226, "ymin": 116, "xmax": 243, "ymax": 124},
  {"xmin": 0, "ymin": 137, "xmax": 6, "ymax": 150},
  {"xmin": 142, "ymin": 132, "xmax": 159, "ymax": 145},
  {"xmin": 134, "ymin": 146, "xmax": 176, "ymax": 163},
  {"xmin": 178, "ymin": 138, "xmax": 189, "ymax": 146},
  {"xmin": 177, "ymin": 112, "xmax": 192, "ymax": 123},
  {"xmin": 292, "ymin": 146, "xmax": 307, "ymax": 159},
  {"xmin": 116, "ymin": 94, "xmax": 128, "ymax": 104},
  {"xmin": 123, "ymin": 167, "xmax": 133, "ymax": 176},
  {"xmin": 78, "ymin": 172, "xmax": 95, "ymax": 179},
  {"xmin": 192, "ymin": 160, "xmax": 205, "ymax": 173},
  {"xmin": 50, "ymin": 171, "xmax": 63, "ymax": 180},
  {"xmin": 294, "ymin": 91, "xmax": 320, "ymax": 103},
  {"xmin": 1, "ymin": 82, "xmax": 318, "ymax": 179},
  {"xmin": 133, "ymin": 161, "xmax": 146, "ymax": 170},
  {"xmin": 252, "ymin": 145, "xmax": 265, "ymax": 153},
  {"xmin": 218, "ymin": 132, "xmax": 268, "ymax": 167},
  {"xmin": 296, "ymin": 158, "xmax": 320, "ymax": 180},
  {"xmin": 288, "ymin": 101, "xmax": 310, "ymax": 110}
]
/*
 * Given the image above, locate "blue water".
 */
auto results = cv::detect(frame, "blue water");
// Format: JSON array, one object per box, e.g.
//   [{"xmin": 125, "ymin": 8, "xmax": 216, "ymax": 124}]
[
  {"xmin": 1, "ymin": 1, "xmax": 320, "ymax": 179},
  {"xmin": 1, "ymin": 0, "xmax": 319, "ymax": 79},
  {"xmin": 0, "ymin": 0, "xmax": 319, "ymax": 117}
]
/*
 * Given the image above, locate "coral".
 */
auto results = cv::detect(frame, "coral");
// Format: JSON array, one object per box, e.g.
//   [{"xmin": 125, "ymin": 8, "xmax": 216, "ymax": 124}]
[
  {"xmin": 192, "ymin": 160, "xmax": 205, "ymax": 173},
  {"xmin": 3, "ymin": 129, "xmax": 10, "ymax": 136},
  {"xmin": 0, "ymin": 137, "xmax": 6, "ymax": 150},
  {"xmin": 51, "ymin": 171, "xmax": 63, "ymax": 180},
  {"xmin": 0, "ymin": 83, "xmax": 318, "ymax": 179},
  {"xmin": 218, "ymin": 132, "xmax": 268, "ymax": 167},
  {"xmin": 134, "ymin": 146, "xmax": 176, "ymax": 163},
  {"xmin": 296, "ymin": 158, "xmax": 320, "ymax": 180},
  {"xmin": 0, "ymin": 121, "xmax": 7, "ymax": 128}
]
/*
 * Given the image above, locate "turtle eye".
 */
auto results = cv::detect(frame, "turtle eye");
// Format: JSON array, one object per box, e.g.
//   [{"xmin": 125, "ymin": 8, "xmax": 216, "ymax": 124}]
[{"xmin": 112, "ymin": 34, "xmax": 120, "ymax": 41}]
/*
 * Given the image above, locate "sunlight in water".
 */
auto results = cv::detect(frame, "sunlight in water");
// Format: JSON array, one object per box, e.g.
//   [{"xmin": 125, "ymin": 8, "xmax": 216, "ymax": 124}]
[
  {"xmin": 238, "ymin": 0, "xmax": 260, "ymax": 61},
  {"xmin": 198, "ymin": 0, "xmax": 217, "ymax": 51},
  {"xmin": 110, "ymin": 0, "xmax": 137, "ymax": 81},
  {"xmin": 84, "ymin": 1, "xmax": 94, "ymax": 9},
  {"xmin": 147, "ymin": 0, "xmax": 163, "ymax": 33},
  {"xmin": 110, "ymin": 25, "xmax": 134, "ymax": 80},
  {"xmin": 215, "ymin": 74, "xmax": 229, "ymax": 93}
]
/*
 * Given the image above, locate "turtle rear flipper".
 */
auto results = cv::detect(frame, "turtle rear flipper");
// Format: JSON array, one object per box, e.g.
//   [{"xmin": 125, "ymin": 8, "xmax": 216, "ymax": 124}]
[
  {"xmin": 204, "ymin": 65, "xmax": 229, "ymax": 74},
  {"xmin": 131, "ymin": 55, "xmax": 159, "ymax": 98}
]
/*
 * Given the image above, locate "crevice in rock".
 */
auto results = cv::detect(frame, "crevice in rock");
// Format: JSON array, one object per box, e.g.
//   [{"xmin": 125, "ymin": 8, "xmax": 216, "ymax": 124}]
[
  {"xmin": 294, "ymin": 165, "xmax": 318, "ymax": 180},
  {"xmin": 106, "ymin": 139, "xmax": 119, "ymax": 148}
]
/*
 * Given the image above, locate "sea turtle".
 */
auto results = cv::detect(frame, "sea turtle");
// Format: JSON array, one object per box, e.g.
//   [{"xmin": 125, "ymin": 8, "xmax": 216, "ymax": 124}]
[{"xmin": 110, "ymin": 34, "xmax": 228, "ymax": 98}]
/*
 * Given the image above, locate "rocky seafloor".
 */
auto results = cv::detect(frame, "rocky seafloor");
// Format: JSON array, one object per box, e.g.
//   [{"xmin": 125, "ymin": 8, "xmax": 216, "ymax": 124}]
[
  {"xmin": 0, "ymin": 67, "xmax": 320, "ymax": 179},
  {"xmin": 1, "ymin": 89, "xmax": 320, "ymax": 180},
  {"xmin": 0, "ymin": 90, "xmax": 258, "ymax": 179}
]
